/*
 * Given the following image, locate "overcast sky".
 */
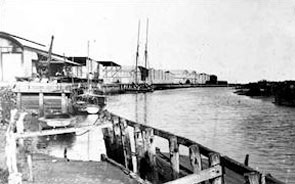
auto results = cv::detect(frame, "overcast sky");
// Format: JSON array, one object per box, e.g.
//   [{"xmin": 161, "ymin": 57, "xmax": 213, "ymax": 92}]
[{"xmin": 1, "ymin": 0, "xmax": 295, "ymax": 83}]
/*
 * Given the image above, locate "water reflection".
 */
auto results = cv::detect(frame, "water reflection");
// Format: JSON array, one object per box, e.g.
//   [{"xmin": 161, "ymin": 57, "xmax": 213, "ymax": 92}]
[
  {"xmin": 106, "ymin": 88, "xmax": 295, "ymax": 183},
  {"xmin": 37, "ymin": 115, "xmax": 107, "ymax": 161}
]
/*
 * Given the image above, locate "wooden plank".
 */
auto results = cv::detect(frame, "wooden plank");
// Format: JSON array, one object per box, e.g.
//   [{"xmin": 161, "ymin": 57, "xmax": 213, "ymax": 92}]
[
  {"xmin": 109, "ymin": 112, "xmax": 284, "ymax": 184},
  {"xmin": 169, "ymin": 136, "xmax": 179, "ymax": 179},
  {"xmin": 101, "ymin": 154, "xmax": 152, "ymax": 184},
  {"xmin": 14, "ymin": 125, "xmax": 99, "ymax": 138},
  {"xmin": 189, "ymin": 145, "xmax": 202, "ymax": 174},
  {"xmin": 164, "ymin": 165, "xmax": 222, "ymax": 184},
  {"xmin": 123, "ymin": 117, "xmax": 215, "ymax": 157}
]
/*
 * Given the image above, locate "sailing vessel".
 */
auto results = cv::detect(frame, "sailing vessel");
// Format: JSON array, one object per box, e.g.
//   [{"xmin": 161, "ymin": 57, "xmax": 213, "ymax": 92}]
[
  {"xmin": 71, "ymin": 41, "xmax": 106, "ymax": 114},
  {"xmin": 71, "ymin": 87, "xmax": 106, "ymax": 114},
  {"xmin": 125, "ymin": 19, "xmax": 153, "ymax": 93}
]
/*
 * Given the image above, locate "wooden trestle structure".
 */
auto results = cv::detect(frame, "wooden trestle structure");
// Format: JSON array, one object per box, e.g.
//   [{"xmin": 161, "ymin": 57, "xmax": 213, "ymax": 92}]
[{"xmin": 4, "ymin": 109, "xmax": 285, "ymax": 184}]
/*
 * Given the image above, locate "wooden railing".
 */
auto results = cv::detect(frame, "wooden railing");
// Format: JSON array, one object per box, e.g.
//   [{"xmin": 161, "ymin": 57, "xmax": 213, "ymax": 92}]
[
  {"xmin": 100, "ymin": 111, "xmax": 285, "ymax": 184},
  {"xmin": 13, "ymin": 82, "xmax": 72, "ymax": 93}
]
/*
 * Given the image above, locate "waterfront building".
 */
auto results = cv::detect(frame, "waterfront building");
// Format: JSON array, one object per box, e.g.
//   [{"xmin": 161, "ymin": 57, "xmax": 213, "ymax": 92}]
[
  {"xmin": 68, "ymin": 57, "xmax": 100, "ymax": 80},
  {"xmin": 0, "ymin": 32, "xmax": 80, "ymax": 82},
  {"xmin": 98, "ymin": 61, "xmax": 121, "ymax": 83}
]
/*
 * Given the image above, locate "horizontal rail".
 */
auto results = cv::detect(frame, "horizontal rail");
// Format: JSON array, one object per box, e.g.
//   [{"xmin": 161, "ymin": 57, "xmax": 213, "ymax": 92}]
[
  {"xmin": 164, "ymin": 165, "xmax": 222, "ymax": 184},
  {"xmin": 107, "ymin": 112, "xmax": 285, "ymax": 184},
  {"xmin": 109, "ymin": 113, "xmax": 216, "ymax": 157},
  {"xmin": 14, "ymin": 124, "xmax": 109, "ymax": 139}
]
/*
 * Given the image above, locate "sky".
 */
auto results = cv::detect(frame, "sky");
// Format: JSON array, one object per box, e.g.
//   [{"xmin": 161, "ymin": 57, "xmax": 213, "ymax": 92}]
[{"xmin": 1, "ymin": 0, "xmax": 295, "ymax": 83}]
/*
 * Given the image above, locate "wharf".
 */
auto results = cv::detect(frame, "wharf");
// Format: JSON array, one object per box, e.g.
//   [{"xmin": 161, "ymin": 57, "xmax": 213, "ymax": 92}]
[
  {"xmin": 22, "ymin": 153, "xmax": 136, "ymax": 184},
  {"xmin": 2, "ymin": 106, "xmax": 285, "ymax": 184}
]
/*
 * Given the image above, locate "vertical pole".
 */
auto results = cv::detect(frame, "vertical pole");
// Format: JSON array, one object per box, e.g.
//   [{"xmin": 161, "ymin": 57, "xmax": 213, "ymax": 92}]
[
  {"xmin": 169, "ymin": 136, "xmax": 179, "ymax": 179},
  {"xmin": 189, "ymin": 145, "xmax": 202, "ymax": 174},
  {"xmin": 134, "ymin": 124, "xmax": 144, "ymax": 174},
  {"xmin": 61, "ymin": 92, "xmax": 67, "ymax": 113},
  {"xmin": 16, "ymin": 92, "xmax": 21, "ymax": 110},
  {"xmin": 27, "ymin": 154, "xmax": 33, "ymax": 182},
  {"xmin": 244, "ymin": 172, "xmax": 261, "ymax": 184},
  {"xmin": 209, "ymin": 153, "xmax": 223, "ymax": 184},
  {"xmin": 39, "ymin": 92, "xmax": 44, "ymax": 116},
  {"xmin": 244, "ymin": 154, "xmax": 249, "ymax": 166},
  {"xmin": 135, "ymin": 20, "xmax": 140, "ymax": 84},
  {"xmin": 118, "ymin": 118, "xmax": 130, "ymax": 169},
  {"xmin": 144, "ymin": 128, "xmax": 158, "ymax": 183},
  {"xmin": 0, "ymin": 48, "xmax": 2, "ymax": 81}
]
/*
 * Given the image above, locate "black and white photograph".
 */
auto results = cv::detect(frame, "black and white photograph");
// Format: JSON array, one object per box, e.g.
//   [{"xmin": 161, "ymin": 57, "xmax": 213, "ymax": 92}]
[{"xmin": 0, "ymin": 0, "xmax": 294, "ymax": 183}]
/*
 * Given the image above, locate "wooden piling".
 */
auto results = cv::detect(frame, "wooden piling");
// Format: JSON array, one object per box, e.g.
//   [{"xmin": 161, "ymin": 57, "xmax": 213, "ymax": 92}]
[
  {"xmin": 39, "ymin": 92, "xmax": 44, "ymax": 116},
  {"xmin": 244, "ymin": 154, "xmax": 249, "ymax": 166},
  {"xmin": 134, "ymin": 124, "xmax": 144, "ymax": 174},
  {"xmin": 189, "ymin": 145, "xmax": 202, "ymax": 174},
  {"xmin": 209, "ymin": 153, "xmax": 223, "ymax": 184},
  {"xmin": 244, "ymin": 172, "xmax": 261, "ymax": 184},
  {"xmin": 16, "ymin": 92, "xmax": 21, "ymax": 109},
  {"xmin": 119, "ymin": 118, "xmax": 133, "ymax": 171},
  {"xmin": 61, "ymin": 92, "xmax": 67, "ymax": 113},
  {"xmin": 144, "ymin": 128, "xmax": 158, "ymax": 183},
  {"xmin": 169, "ymin": 136, "xmax": 179, "ymax": 179},
  {"xmin": 27, "ymin": 154, "xmax": 33, "ymax": 182}
]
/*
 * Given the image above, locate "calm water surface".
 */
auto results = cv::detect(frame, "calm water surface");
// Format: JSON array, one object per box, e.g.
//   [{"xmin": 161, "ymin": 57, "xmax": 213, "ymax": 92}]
[
  {"xmin": 42, "ymin": 87, "xmax": 294, "ymax": 183},
  {"xmin": 106, "ymin": 87, "xmax": 294, "ymax": 183}
]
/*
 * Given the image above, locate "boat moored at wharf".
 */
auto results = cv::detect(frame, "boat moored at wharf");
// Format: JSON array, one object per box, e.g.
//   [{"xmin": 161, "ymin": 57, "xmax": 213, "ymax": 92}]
[{"xmin": 3, "ymin": 107, "xmax": 285, "ymax": 184}]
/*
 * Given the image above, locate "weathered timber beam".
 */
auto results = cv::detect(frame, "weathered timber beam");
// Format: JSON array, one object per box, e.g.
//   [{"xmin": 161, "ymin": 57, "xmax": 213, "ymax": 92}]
[
  {"xmin": 13, "ymin": 125, "xmax": 109, "ymax": 139},
  {"xmin": 221, "ymin": 156, "xmax": 285, "ymax": 184},
  {"xmin": 164, "ymin": 165, "xmax": 222, "ymax": 184},
  {"xmin": 117, "ymin": 114, "xmax": 215, "ymax": 157},
  {"xmin": 101, "ymin": 154, "xmax": 152, "ymax": 184}
]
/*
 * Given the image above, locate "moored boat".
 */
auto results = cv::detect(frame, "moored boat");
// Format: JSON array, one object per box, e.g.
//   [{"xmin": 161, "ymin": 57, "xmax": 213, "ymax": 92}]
[
  {"xmin": 72, "ymin": 92, "xmax": 106, "ymax": 114},
  {"xmin": 38, "ymin": 113, "xmax": 76, "ymax": 129}
]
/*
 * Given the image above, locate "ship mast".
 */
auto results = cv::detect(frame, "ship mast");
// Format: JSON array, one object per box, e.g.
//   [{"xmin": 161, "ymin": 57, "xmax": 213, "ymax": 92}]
[
  {"xmin": 47, "ymin": 35, "xmax": 54, "ymax": 79},
  {"xmin": 144, "ymin": 18, "xmax": 149, "ymax": 83},
  {"xmin": 135, "ymin": 20, "xmax": 140, "ymax": 84}
]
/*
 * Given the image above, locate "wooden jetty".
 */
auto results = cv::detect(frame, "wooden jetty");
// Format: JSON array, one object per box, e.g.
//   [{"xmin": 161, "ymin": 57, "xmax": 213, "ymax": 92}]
[
  {"xmin": 100, "ymin": 111, "xmax": 285, "ymax": 184},
  {"xmin": 3, "ymin": 107, "xmax": 285, "ymax": 184}
]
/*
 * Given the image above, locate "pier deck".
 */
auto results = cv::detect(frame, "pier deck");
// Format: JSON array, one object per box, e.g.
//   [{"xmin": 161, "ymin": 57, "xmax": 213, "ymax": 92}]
[{"xmin": 22, "ymin": 153, "xmax": 137, "ymax": 184}]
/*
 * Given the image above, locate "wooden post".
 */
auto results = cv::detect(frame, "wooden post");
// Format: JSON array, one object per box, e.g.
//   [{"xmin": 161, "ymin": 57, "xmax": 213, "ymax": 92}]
[
  {"xmin": 144, "ymin": 128, "xmax": 158, "ymax": 183},
  {"xmin": 61, "ymin": 92, "xmax": 67, "ymax": 113},
  {"xmin": 134, "ymin": 124, "xmax": 144, "ymax": 174},
  {"xmin": 169, "ymin": 136, "xmax": 179, "ymax": 179},
  {"xmin": 39, "ymin": 92, "xmax": 44, "ymax": 116},
  {"xmin": 16, "ymin": 92, "xmax": 21, "ymax": 110},
  {"xmin": 27, "ymin": 154, "xmax": 33, "ymax": 182},
  {"xmin": 6, "ymin": 132, "xmax": 22, "ymax": 184},
  {"xmin": 16, "ymin": 112, "xmax": 27, "ymax": 147},
  {"xmin": 244, "ymin": 172, "xmax": 261, "ymax": 184},
  {"xmin": 244, "ymin": 154, "xmax": 249, "ymax": 166},
  {"xmin": 209, "ymin": 153, "xmax": 223, "ymax": 184},
  {"xmin": 119, "ymin": 118, "xmax": 133, "ymax": 171},
  {"xmin": 189, "ymin": 145, "xmax": 202, "ymax": 173},
  {"xmin": 101, "ymin": 127, "xmax": 114, "ymax": 158}
]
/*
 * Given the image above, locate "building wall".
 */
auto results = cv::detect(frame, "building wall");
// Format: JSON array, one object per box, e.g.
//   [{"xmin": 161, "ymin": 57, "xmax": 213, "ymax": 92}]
[{"xmin": 0, "ymin": 37, "xmax": 24, "ymax": 81}]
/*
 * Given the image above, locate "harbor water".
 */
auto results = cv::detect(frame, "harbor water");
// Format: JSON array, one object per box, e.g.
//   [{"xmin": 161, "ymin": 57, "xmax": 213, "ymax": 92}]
[
  {"xmin": 41, "ymin": 87, "xmax": 294, "ymax": 183},
  {"xmin": 106, "ymin": 87, "xmax": 294, "ymax": 183}
]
